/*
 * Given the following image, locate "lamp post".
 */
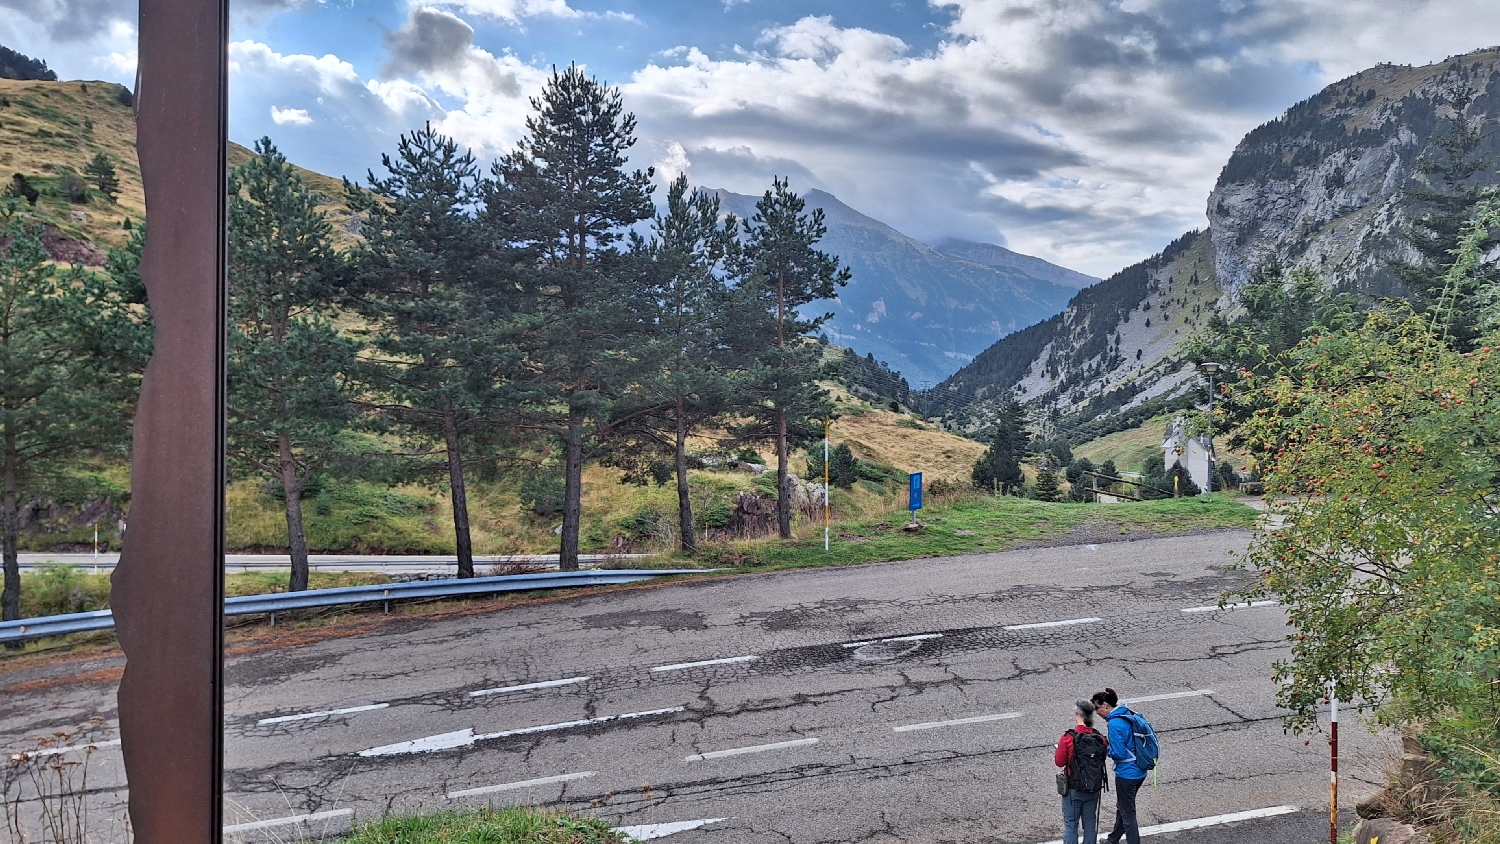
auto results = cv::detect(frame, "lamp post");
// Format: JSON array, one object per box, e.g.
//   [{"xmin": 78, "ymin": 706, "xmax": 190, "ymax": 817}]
[{"xmin": 1199, "ymin": 362, "xmax": 1222, "ymax": 493}]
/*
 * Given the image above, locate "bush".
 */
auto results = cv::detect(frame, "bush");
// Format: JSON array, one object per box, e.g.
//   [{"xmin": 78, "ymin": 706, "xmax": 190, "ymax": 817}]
[
  {"xmin": 20, "ymin": 564, "xmax": 111, "ymax": 617},
  {"xmin": 6, "ymin": 173, "xmax": 38, "ymax": 205},
  {"xmin": 519, "ymin": 469, "xmax": 566, "ymax": 518},
  {"xmin": 57, "ymin": 168, "xmax": 89, "ymax": 203}
]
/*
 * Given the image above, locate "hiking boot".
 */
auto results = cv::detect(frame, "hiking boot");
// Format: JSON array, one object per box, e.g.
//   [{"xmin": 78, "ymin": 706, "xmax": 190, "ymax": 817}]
[{"xmin": 1105, "ymin": 834, "xmax": 1122, "ymax": 844}]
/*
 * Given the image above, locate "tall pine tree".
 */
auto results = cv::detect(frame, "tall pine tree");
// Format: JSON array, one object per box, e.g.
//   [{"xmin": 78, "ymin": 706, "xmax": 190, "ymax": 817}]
[
  {"xmin": 0, "ymin": 208, "xmax": 147, "ymax": 631},
  {"xmin": 730, "ymin": 178, "xmax": 849, "ymax": 539},
  {"xmin": 228, "ymin": 138, "xmax": 355, "ymax": 592},
  {"xmin": 485, "ymin": 65, "xmax": 655, "ymax": 571},
  {"xmin": 603, "ymin": 176, "xmax": 737, "ymax": 554},
  {"xmin": 972, "ymin": 398, "xmax": 1029, "ymax": 495},
  {"xmin": 344, "ymin": 125, "xmax": 498, "ymax": 578}
]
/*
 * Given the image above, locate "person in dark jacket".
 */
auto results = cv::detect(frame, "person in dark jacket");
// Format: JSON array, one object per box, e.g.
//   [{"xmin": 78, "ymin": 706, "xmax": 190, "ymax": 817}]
[
  {"xmin": 1092, "ymin": 687, "xmax": 1146, "ymax": 844},
  {"xmin": 1055, "ymin": 699, "xmax": 1108, "ymax": 844}
]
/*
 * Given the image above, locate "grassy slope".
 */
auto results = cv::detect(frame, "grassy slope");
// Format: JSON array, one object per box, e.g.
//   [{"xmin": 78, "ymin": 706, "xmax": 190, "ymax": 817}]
[
  {"xmin": 2, "ymin": 78, "xmax": 354, "ymax": 252},
  {"xmin": 1072, "ymin": 414, "xmax": 1245, "ymax": 477}
]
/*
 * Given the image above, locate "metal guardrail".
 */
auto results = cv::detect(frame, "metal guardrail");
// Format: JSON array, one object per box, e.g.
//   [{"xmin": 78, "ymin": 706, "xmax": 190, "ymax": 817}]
[{"xmin": 0, "ymin": 569, "xmax": 707, "ymax": 645}]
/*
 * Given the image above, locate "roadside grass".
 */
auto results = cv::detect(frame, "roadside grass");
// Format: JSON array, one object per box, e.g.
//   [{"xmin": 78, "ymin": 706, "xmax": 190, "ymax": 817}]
[
  {"xmin": 335, "ymin": 807, "xmax": 626, "ymax": 844},
  {"xmin": 16, "ymin": 564, "xmax": 392, "ymax": 617},
  {"xmin": 690, "ymin": 493, "xmax": 1259, "ymax": 571}
]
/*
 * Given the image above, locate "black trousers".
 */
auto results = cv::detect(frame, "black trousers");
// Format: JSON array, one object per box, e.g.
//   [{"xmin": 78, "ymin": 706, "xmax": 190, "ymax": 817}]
[{"xmin": 1110, "ymin": 775, "xmax": 1147, "ymax": 844}]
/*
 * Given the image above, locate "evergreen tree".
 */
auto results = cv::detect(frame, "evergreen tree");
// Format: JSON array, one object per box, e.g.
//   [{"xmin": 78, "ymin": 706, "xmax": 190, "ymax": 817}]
[
  {"xmin": 1033, "ymin": 466, "xmax": 1061, "ymax": 502},
  {"xmin": 0, "ymin": 208, "xmax": 147, "ymax": 632},
  {"xmin": 485, "ymin": 65, "xmax": 655, "ymax": 570},
  {"xmin": 808, "ymin": 441, "xmax": 858, "ymax": 490},
  {"xmin": 729, "ymin": 177, "xmax": 849, "ymax": 538},
  {"xmin": 344, "ymin": 125, "xmax": 498, "ymax": 578},
  {"xmin": 603, "ymin": 176, "xmax": 737, "ymax": 554},
  {"xmin": 1394, "ymin": 83, "xmax": 1500, "ymax": 349},
  {"xmin": 972, "ymin": 398, "xmax": 1029, "ymax": 494},
  {"xmin": 228, "ymin": 139, "xmax": 355, "ymax": 592},
  {"xmin": 0, "ymin": 46, "xmax": 57, "ymax": 81},
  {"xmin": 84, "ymin": 152, "xmax": 119, "ymax": 202}
]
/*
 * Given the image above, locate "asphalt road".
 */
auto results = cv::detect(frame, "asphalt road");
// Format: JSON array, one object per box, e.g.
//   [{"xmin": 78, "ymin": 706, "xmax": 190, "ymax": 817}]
[{"xmin": 1, "ymin": 531, "xmax": 1393, "ymax": 843}]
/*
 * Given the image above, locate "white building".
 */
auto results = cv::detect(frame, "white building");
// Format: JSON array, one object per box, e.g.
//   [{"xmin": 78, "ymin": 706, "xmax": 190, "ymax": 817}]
[{"xmin": 1162, "ymin": 417, "xmax": 1213, "ymax": 494}]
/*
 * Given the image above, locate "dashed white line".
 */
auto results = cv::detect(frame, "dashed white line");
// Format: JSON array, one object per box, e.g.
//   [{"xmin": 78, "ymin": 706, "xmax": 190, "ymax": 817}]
[
  {"xmin": 1004, "ymin": 617, "xmax": 1102, "ymax": 631},
  {"xmin": 1126, "ymin": 690, "xmax": 1214, "ymax": 705},
  {"xmin": 1031, "ymin": 805, "xmax": 1298, "ymax": 844},
  {"xmin": 651, "ymin": 655, "xmax": 757, "ymax": 672},
  {"xmin": 257, "ymin": 704, "xmax": 389, "ymax": 725},
  {"xmin": 842, "ymin": 633, "xmax": 943, "ymax": 648},
  {"xmin": 223, "ymin": 809, "xmax": 353, "ymax": 833},
  {"xmin": 359, "ymin": 707, "xmax": 686, "ymax": 757},
  {"xmin": 469, "ymin": 676, "xmax": 590, "ymax": 697},
  {"xmin": 615, "ymin": 818, "xmax": 728, "ymax": 840},
  {"xmin": 447, "ymin": 771, "xmax": 597, "ymax": 799},
  {"xmin": 684, "ymin": 737, "xmax": 819, "ymax": 761},
  {"xmin": 1181, "ymin": 600, "xmax": 1280, "ymax": 614},
  {"xmin": 17, "ymin": 739, "xmax": 121, "ymax": 759},
  {"xmin": 893, "ymin": 711, "xmax": 1025, "ymax": 732}
]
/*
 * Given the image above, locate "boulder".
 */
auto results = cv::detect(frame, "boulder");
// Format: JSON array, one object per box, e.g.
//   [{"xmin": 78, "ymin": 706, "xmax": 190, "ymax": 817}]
[{"xmin": 1354, "ymin": 817, "xmax": 1418, "ymax": 844}]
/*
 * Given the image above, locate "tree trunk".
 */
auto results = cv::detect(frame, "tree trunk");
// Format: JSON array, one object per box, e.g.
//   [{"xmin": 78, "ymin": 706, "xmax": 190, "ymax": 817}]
[
  {"xmin": 278, "ymin": 433, "xmax": 311, "ymax": 592},
  {"xmin": 560, "ymin": 408, "xmax": 585, "ymax": 571},
  {"xmin": 442, "ymin": 403, "xmax": 475, "ymax": 578},
  {"xmin": 2, "ymin": 431, "xmax": 20, "ymax": 648},
  {"xmin": 776, "ymin": 407, "xmax": 791, "ymax": 539},
  {"xmin": 675, "ymin": 397, "xmax": 696, "ymax": 554}
]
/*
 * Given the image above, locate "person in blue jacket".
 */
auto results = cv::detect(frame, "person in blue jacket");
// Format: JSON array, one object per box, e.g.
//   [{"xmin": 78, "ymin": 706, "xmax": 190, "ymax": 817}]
[{"xmin": 1091, "ymin": 687, "xmax": 1145, "ymax": 844}]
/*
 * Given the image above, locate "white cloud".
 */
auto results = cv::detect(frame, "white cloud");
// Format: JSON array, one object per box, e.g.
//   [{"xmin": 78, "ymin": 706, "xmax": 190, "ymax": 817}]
[
  {"xmin": 423, "ymin": 0, "xmax": 637, "ymax": 25},
  {"xmin": 270, "ymin": 106, "xmax": 313, "ymax": 125}
]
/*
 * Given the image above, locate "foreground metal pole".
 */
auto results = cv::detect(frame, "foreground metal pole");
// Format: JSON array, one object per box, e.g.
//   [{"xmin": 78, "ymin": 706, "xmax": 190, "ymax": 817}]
[{"xmin": 109, "ymin": 0, "xmax": 228, "ymax": 838}]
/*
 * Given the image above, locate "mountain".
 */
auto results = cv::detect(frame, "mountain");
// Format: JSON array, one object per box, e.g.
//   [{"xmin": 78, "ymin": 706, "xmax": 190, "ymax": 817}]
[
  {"xmin": 711, "ymin": 188, "xmax": 1088, "ymax": 386},
  {"xmin": 934, "ymin": 45, "xmax": 1500, "ymax": 441},
  {"xmin": 932, "ymin": 239, "xmax": 1100, "ymax": 289}
]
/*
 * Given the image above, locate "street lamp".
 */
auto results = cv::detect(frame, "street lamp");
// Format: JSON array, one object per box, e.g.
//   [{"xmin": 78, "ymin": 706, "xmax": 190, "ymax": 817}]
[{"xmin": 1198, "ymin": 362, "xmax": 1223, "ymax": 493}]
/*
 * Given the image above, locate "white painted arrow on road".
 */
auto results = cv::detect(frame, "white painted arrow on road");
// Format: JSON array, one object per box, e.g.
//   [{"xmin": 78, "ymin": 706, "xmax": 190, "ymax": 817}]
[{"xmin": 615, "ymin": 818, "xmax": 728, "ymax": 840}]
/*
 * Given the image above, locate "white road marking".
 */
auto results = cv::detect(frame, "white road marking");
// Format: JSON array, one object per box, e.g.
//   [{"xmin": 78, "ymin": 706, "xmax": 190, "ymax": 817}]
[
  {"xmin": 842, "ymin": 633, "xmax": 943, "ymax": 648},
  {"xmin": 1181, "ymin": 600, "xmax": 1280, "ymax": 614},
  {"xmin": 359, "ymin": 728, "xmax": 476, "ymax": 757},
  {"xmin": 1004, "ymin": 617, "xmax": 1102, "ymax": 630},
  {"xmin": 223, "ymin": 809, "xmax": 353, "ymax": 833},
  {"xmin": 1126, "ymin": 690, "xmax": 1214, "ymax": 705},
  {"xmin": 468, "ymin": 676, "xmax": 590, "ymax": 697},
  {"xmin": 1032, "ymin": 805, "xmax": 1298, "ymax": 844},
  {"xmin": 18, "ymin": 739, "xmax": 121, "ymax": 758},
  {"xmin": 359, "ymin": 707, "xmax": 685, "ymax": 757},
  {"xmin": 893, "ymin": 711, "xmax": 1025, "ymax": 732},
  {"xmin": 447, "ymin": 771, "xmax": 597, "ymax": 799},
  {"xmin": 615, "ymin": 818, "xmax": 728, "ymax": 840},
  {"xmin": 651, "ymin": 656, "xmax": 757, "ymax": 672},
  {"xmin": 257, "ymin": 704, "xmax": 389, "ymax": 725},
  {"xmin": 684, "ymin": 737, "xmax": 819, "ymax": 761}
]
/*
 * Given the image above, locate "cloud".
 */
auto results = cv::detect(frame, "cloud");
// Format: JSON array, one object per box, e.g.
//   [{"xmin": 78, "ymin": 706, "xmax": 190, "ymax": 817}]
[
  {"xmin": 271, "ymin": 106, "xmax": 313, "ymax": 125},
  {"xmin": 424, "ymin": 0, "xmax": 637, "ymax": 26},
  {"xmin": 623, "ymin": 4, "xmax": 1500, "ymax": 276},
  {"xmin": 0, "ymin": 0, "xmax": 131, "ymax": 42}
]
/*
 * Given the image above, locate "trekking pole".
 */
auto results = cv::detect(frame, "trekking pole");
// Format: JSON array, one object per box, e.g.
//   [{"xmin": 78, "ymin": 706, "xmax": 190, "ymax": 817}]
[{"xmin": 1329, "ymin": 683, "xmax": 1339, "ymax": 844}]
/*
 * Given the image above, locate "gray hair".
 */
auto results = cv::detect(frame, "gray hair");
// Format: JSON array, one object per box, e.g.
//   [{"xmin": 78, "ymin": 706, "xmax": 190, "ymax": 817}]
[{"xmin": 1075, "ymin": 700, "xmax": 1096, "ymax": 727}]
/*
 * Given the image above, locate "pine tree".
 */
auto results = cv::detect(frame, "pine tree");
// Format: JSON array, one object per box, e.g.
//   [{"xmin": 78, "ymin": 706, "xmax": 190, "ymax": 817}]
[
  {"xmin": 485, "ymin": 65, "xmax": 656, "ymax": 570},
  {"xmin": 1395, "ymin": 83, "xmax": 1500, "ymax": 349},
  {"xmin": 972, "ymin": 398, "xmax": 1029, "ymax": 494},
  {"xmin": 228, "ymin": 138, "xmax": 355, "ymax": 592},
  {"xmin": 729, "ymin": 178, "xmax": 850, "ymax": 538},
  {"xmin": 0, "ymin": 208, "xmax": 148, "ymax": 634},
  {"xmin": 84, "ymin": 152, "xmax": 119, "ymax": 202},
  {"xmin": 344, "ymin": 125, "xmax": 498, "ymax": 578},
  {"xmin": 1033, "ymin": 467, "xmax": 1061, "ymax": 502},
  {"xmin": 603, "ymin": 176, "xmax": 737, "ymax": 554}
]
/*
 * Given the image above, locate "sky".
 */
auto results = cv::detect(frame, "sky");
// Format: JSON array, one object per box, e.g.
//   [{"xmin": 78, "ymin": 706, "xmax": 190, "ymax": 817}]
[{"xmin": 6, "ymin": 0, "xmax": 1500, "ymax": 278}]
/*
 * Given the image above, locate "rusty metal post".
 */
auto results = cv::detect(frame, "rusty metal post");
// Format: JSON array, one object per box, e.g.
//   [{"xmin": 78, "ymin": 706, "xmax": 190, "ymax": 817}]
[{"xmin": 109, "ymin": 0, "xmax": 228, "ymax": 838}]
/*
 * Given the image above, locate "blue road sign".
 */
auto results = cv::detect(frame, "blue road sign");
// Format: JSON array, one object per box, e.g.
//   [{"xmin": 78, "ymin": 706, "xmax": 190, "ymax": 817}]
[{"xmin": 909, "ymin": 472, "xmax": 923, "ymax": 511}]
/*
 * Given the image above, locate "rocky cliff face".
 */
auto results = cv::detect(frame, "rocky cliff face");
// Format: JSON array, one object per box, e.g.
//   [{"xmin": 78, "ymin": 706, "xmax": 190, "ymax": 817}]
[
  {"xmin": 935, "ymin": 46, "xmax": 1500, "ymax": 440},
  {"xmin": 1208, "ymin": 48, "xmax": 1500, "ymax": 296}
]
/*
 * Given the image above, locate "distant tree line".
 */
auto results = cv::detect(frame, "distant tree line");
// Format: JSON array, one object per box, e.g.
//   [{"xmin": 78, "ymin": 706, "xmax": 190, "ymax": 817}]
[{"xmin": 0, "ymin": 46, "xmax": 57, "ymax": 82}]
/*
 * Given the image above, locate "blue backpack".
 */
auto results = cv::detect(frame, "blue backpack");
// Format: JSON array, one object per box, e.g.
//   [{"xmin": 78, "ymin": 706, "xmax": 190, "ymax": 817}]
[{"xmin": 1122, "ymin": 711, "xmax": 1160, "ymax": 771}]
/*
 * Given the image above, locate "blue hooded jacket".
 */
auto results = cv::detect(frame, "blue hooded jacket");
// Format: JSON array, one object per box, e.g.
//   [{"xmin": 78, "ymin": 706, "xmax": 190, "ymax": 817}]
[{"xmin": 1105, "ymin": 704, "xmax": 1148, "ymax": 780}]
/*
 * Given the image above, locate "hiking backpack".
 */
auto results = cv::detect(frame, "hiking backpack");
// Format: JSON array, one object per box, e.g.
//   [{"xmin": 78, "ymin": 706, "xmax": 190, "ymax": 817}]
[
  {"xmin": 1066, "ymin": 729, "xmax": 1109, "ymax": 793},
  {"xmin": 1123, "ymin": 711, "xmax": 1160, "ymax": 771}
]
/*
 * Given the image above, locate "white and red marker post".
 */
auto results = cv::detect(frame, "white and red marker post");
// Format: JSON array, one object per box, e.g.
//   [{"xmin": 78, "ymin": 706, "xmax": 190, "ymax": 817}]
[{"xmin": 1329, "ymin": 683, "xmax": 1339, "ymax": 844}]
